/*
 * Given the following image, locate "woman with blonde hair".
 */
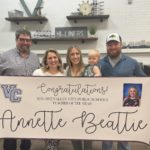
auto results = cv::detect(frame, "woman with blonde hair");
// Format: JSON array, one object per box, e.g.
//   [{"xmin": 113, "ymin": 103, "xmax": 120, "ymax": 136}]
[
  {"xmin": 123, "ymin": 86, "xmax": 140, "ymax": 106},
  {"xmin": 66, "ymin": 45, "xmax": 92, "ymax": 150},
  {"xmin": 33, "ymin": 49, "xmax": 64, "ymax": 150},
  {"xmin": 33, "ymin": 49, "xmax": 63, "ymax": 76},
  {"xmin": 66, "ymin": 45, "xmax": 85, "ymax": 77}
]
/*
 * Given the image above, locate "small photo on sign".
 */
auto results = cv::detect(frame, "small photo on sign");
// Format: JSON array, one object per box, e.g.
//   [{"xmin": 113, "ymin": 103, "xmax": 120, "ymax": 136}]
[
  {"xmin": 123, "ymin": 83, "xmax": 142, "ymax": 107},
  {"xmin": 55, "ymin": 27, "xmax": 88, "ymax": 38}
]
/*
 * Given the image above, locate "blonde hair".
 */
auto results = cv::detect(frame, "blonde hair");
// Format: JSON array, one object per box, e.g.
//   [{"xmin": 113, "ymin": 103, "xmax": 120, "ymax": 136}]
[
  {"xmin": 128, "ymin": 87, "xmax": 139, "ymax": 98},
  {"xmin": 66, "ymin": 45, "xmax": 84, "ymax": 68},
  {"xmin": 42, "ymin": 49, "xmax": 63, "ymax": 73},
  {"xmin": 66, "ymin": 46, "xmax": 85, "ymax": 76},
  {"xmin": 88, "ymin": 49, "xmax": 100, "ymax": 58}
]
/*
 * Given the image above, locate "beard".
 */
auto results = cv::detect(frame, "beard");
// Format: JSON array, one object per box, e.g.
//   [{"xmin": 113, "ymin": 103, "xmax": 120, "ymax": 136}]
[
  {"xmin": 108, "ymin": 50, "xmax": 121, "ymax": 59},
  {"xmin": 18, "ymin": 45, "xmax": 30, "ymax": 54}
]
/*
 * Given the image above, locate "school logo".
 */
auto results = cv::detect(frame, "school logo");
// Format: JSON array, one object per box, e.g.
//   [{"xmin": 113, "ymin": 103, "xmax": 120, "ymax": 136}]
[
  {"xmin": 109, "ymin": 34, "xmax": 116, "ymax": 38},
  {"xmin": 1, "ymin": 84, "xmax": 22, "ymax": 102}
]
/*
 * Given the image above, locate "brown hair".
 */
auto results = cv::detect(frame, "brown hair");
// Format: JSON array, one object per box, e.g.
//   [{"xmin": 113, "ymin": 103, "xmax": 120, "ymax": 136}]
[
  {"xmin": 42, "ymin": 49, "xmax": 63, "ymax": 73},
  {"xmin": 15, "ymin": 29, "xmax": 31, "ymax": 40},
  {"xmin": 66, "ymin": 45, "xmax": 84, "ymax": 68}
]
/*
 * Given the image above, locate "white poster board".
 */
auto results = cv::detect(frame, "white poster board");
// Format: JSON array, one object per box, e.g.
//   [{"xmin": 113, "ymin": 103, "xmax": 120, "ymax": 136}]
[{"xmin": 0, "ymin": 76, "xmax": 149, "ymax": 145}]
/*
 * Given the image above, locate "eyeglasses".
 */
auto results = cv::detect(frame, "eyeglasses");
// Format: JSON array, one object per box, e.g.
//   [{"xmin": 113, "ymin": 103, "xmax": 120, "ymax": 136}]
[{"xmin": 18, "ymin": 38, "xmax": 31, "ymax": 42}]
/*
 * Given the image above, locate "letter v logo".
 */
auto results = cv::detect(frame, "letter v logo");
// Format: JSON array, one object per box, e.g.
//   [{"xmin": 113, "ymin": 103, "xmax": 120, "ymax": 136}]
[
  {"xmin": 1, "ymin": 84, "xmax": 22, "ymax": 102},
  {"xmin": 20, "ymin": 0, "xmax": 43, "ymax": 16}
]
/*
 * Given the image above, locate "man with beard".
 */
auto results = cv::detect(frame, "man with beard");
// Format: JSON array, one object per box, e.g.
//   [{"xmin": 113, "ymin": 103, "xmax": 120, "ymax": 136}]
[
  {"xmin": 0, "ymin": 29, "xmax": 40, "ymax": 150},
  {"xmin": 98, "ymin": 33, "xmax": 146, "ymax": 150}
]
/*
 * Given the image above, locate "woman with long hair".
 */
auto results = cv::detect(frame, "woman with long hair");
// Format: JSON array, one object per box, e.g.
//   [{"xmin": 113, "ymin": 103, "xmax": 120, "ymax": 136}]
[{"xmin": 66, "ymin": 45, "xmax": 92, "ymax": 150}]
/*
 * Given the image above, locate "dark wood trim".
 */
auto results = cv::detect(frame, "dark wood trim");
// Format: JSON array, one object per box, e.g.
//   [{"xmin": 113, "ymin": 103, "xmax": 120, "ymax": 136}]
[
  {"xmin": 66, "ymin": 15, "xmax": 109, "ymax": 23},
  {"xmin": 32, "ymin": 37, "xmax": 98, "ymax": 44},
  {"xmin": 5, "ymin": 16, "xmax": 48, "ymax": 24}
]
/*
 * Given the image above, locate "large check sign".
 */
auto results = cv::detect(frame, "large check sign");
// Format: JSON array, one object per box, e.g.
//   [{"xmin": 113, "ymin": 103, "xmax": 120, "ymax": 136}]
[{"xmin": 0, "ymin": 76, "xmax": 149, "ymax": 144}]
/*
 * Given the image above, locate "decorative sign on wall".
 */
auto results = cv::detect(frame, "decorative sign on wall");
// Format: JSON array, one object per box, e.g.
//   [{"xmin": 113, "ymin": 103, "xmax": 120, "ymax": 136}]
[
  {"xmin": 122, "ymin": 40, "xmax": 150, "ymax": 49},
  {"xmin": 31, "ymin": 30, "xmax": 53, "ymax": 39},
  {"xmin": 20, "ymin": 0, "xmax": 43, "ymax": 16},
  {"xmin": 55, "ymin": 27, "xmax": 88, "ymax": 38}
]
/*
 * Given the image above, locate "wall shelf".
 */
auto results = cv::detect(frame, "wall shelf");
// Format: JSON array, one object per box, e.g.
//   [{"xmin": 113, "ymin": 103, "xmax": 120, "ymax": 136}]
[
  {"xmin": 66, "ymin": 15, "xmax": 109, "ymax": 23},
  {"xmin": 32, "ymin": 37, "xmax": 98, "ymax": 44},
  {"xmin": 5, "ymin": 16, "xmax": 48, "ymax": 24}
]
